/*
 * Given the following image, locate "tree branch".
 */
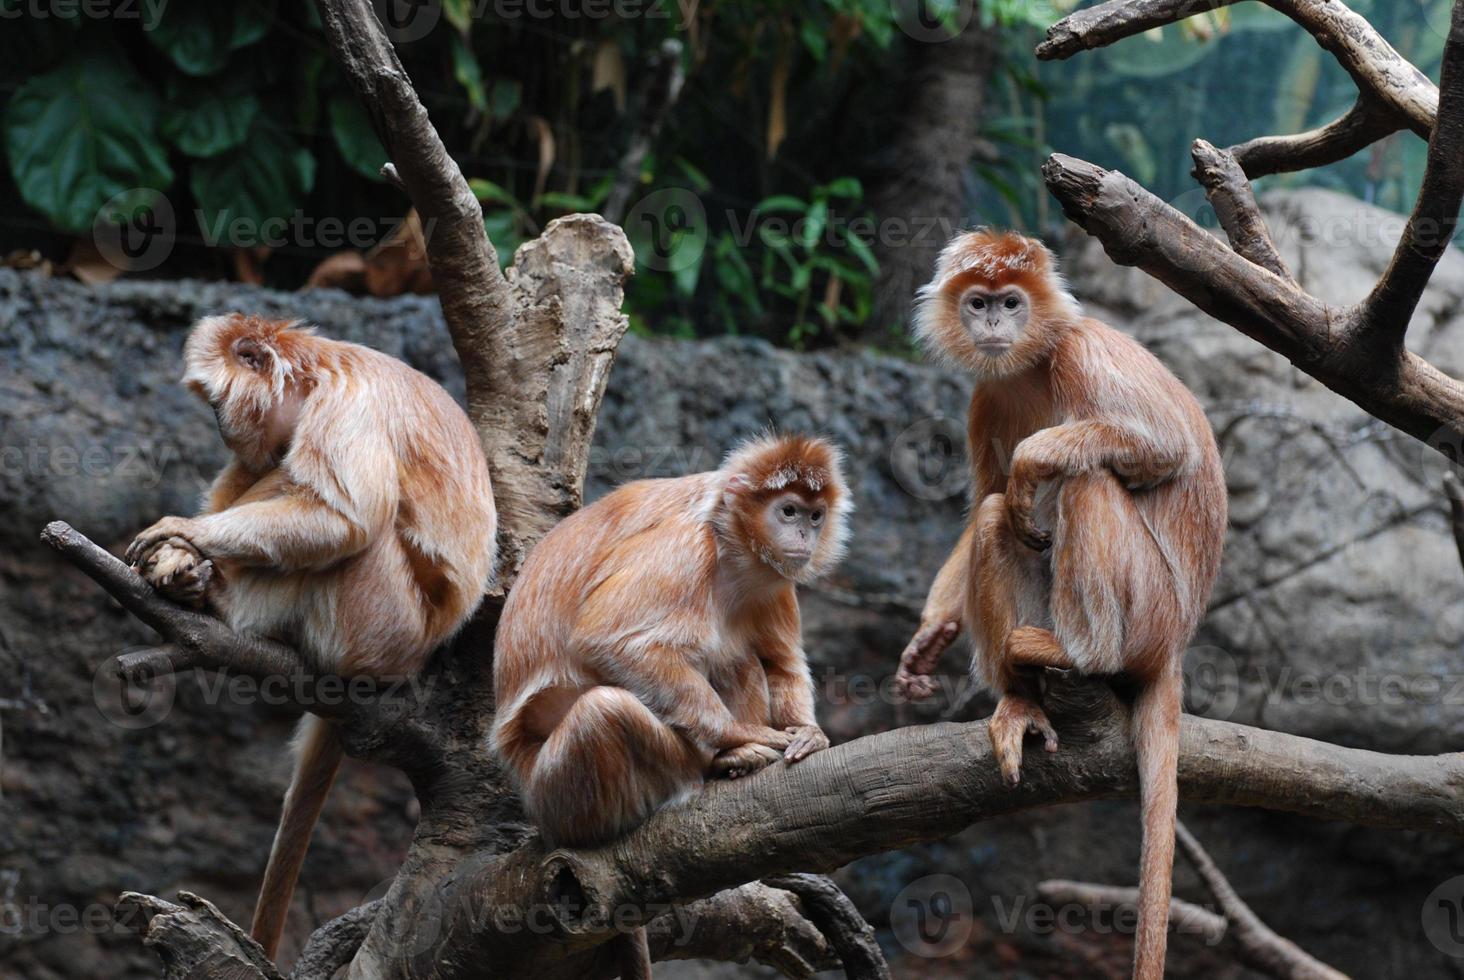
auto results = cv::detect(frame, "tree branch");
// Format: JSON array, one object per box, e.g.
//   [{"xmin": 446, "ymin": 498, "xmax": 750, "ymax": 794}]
[
  {"xmin": 1359, "ymin": 0, "xmax": 1464, "ymax": 343},
  {"xmin": 1445, "ymin": 472, "xmax": 1464, "ymax": 573},
  {"xmin": 1035, "ymin": 880, "xmax": 1227, "ymax": 946},
  {"xmin": 1191, "ymin": 138, "xmax": 1292, "ymax": 280},
  {"xmin": 762, "ymin": 875, "xmax": 892, "ymax": 980},
  {"xmin": 1229, "ymin": 96, "xmax": 1403, "ymax": 178}
]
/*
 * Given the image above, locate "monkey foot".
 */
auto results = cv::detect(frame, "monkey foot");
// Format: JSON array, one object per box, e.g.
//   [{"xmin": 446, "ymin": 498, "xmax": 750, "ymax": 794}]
[
  {"xmin": 137, "ymin": 538, "xmax": 213, "ymax": 607},
  {"xmin": 988, "ymin": 695, "xmax": 1058, "ymax": 788},
  {"xmin": 710, "ymin": 743, "xmax": 783, "ymax": 780}
]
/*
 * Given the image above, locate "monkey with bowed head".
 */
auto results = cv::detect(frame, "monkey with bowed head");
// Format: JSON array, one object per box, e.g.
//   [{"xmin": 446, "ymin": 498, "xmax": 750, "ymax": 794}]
[
  {"xmin": 492, "ymin": 434, "xmax": 849, "ymax": 978},
  {"xmin": 894, "ymin": 231, "xmax": 1226, "ymax": 980},
  {"xmin": 126, "ymin": 314, "xmax": 497, "ymax": 960}
]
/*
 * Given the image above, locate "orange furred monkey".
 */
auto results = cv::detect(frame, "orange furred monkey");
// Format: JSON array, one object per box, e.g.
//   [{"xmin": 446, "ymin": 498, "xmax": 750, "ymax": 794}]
[
  {"xmin": 492, "ymin": 433, "xmax": 850, "ymax": 978},
  {"xmin": 127, "ymin": 314, "xmax": 497, "ymax": 960},
  {"xmin": 895, "ymin": 231, "xmax": 1226, "ymax": 980}
]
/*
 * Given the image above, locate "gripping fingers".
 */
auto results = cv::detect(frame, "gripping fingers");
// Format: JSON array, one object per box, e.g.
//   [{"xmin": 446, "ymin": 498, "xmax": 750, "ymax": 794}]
[
  {"xmin": 895, "ymin": 620, "xmax": 959, "ymax": 701},
  {"xmin": 1006, "ymin": 499, "xmax": 1052, "ymax": 552},
  {"xmin": 782, "ymin": 725, "xmax": 829, "ymax": 763},
  {"xmin": 711, "ymin": 743, "xmax": 782, "ymax": 780},
  {"xmin": 126, "ymin": 517, "xmax": 201, "ymax": 564}
]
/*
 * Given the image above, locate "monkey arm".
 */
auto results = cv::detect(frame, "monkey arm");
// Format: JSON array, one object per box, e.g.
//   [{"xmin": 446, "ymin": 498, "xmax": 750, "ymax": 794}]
[
  {"xmin": 594, "ymin": 645, "xmax": 793, "ymax": 753},
  {"xmin": 129, "ymin": 490, "xmax": 372, "ymax": 572},
  {"xmin": 1006, "ymin": 420, "xmax": 1187, "ymax": 550},
  {"xmin": 895, "ymin": 521, "xmax": 972, "ymax": 700},
  {"xmin": 760, "ymin": 645, "xmax": 817, "ymax": 730}
]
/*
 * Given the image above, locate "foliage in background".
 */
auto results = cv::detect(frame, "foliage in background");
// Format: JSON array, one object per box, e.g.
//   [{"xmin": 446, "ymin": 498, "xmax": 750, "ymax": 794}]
[{"xmin": 0, "ymin": 0, "xmax": 1456, "ymax": 347}]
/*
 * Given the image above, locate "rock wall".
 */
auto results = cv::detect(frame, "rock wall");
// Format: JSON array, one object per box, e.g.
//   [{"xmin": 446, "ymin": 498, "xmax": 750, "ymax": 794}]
[{"xmin": 2, "ymin": 188, "xmax": 1462, "ymax": 978}]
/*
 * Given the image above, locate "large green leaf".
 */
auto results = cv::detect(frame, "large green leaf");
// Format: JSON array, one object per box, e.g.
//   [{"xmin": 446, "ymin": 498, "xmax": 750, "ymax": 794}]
[
  {"xmin": 161, "ymin": 77, "xmax": 260, "ymax": 158},
  {"xmin": 328, "ymin": 96, "xmax": 387, "ymax": 181},
  {"xmin": 4, "ymin": 44, "xmax": 173, "ymax": 233},
  {"xmin": 146, "ymin": 0, "xmax": 278, "ymax": 76},
  {"xmin": 191, "ymin": 117, "xmax": 316, "ymax": 245}
]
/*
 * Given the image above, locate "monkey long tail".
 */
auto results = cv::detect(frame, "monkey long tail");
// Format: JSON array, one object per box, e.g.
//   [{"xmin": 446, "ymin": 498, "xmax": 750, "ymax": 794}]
[
  {"xmin": 615, "ymin": 927, "xmax": 652, "ymax": 979},
  {"xmin": 1131, "ymin": 665, "xmax": 1182, "ymax": 980},
  {"xmin": 251, "ymin": 715, "xmax": 345, "ymax": 962}
]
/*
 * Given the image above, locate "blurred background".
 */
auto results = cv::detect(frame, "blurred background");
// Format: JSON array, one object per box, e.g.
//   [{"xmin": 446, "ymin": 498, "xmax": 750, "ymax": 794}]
[{"xmin": 4, "ymin": 1, "xmax": 1464, "ymax": 978}]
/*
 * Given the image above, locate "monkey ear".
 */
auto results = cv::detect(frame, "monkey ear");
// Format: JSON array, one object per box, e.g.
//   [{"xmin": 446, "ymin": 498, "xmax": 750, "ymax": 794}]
[{"xmin": 233, "ymin": 337, "xmax": 269, "ymax": 373}]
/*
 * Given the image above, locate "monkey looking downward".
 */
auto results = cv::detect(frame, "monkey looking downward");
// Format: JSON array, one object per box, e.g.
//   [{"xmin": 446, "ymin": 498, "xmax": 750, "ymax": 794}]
[
  {"xmin": 895, "ymin": 231, "xmax": 1226, "ymax": 980},
  {"xmin": 127, "ymin": 314, "xmax": 497, "ymax": 960}
]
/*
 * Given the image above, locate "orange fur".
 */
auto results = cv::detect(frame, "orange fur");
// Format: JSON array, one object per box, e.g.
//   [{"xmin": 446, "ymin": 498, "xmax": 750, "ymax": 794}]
[
  {"xmin": 906, "ymin": 231, "xmax": 1226, "ymax": 980},
  {"xmin": 492, "ymin": 433, "xmax": 849, "ymax": 851},
  {"xmin": 129, "ymin": 313, "xmax": 497, "ymax": 961}
]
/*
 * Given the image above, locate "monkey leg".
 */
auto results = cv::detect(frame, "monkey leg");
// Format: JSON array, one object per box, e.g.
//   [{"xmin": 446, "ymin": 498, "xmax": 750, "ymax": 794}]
[
  {"xmin": 526, "ymin": 686, "xmax": 704, "ymax": 848},
  {"xmin": 1048, "ymin": 471, "xmax": 1182, "ymax": 679}
]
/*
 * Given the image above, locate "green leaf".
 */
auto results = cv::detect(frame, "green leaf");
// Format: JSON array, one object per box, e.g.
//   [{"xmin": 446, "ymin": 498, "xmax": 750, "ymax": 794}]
[
  {"xmin": 844, "ymin": 233, "xmax": 878, "ymax": 275},
  {"xmin": 489, "ymin": 79, "xmax": 522, "ymax": 119},
  {"xmin": 4, "ymin": 43, "xmax": 173, "ymax": 233},
  {"xmin": 799, "ymin": 21, "xmax": 827, "ymax": 62},
  {"xmin": 146, "ymin": 0, "xmax": 278, "ymax": 76},
  {"xmin": 443, "ymin": 0, "xmax": 474, "ymax": 34},
  {"xmin": 470, "ymin": 178, "xmax": 522, "ymax": 209},
  {"xmin": 755, "ymin": 194, "xmax": 807, "ymax": 214},
  {"xmin": 800, "ymin": 199, "xmax": 828, "ymax": 248},
  {"xmin": 191, "ymin": 117, "xmax": 315, "ymax": 243},
  {"xmin": 451, "ymin": 33, "xmax": 487, "ymax": 112},
  {"xmin": 161, "ymin": 78, "xmax": 260, "ymax": 158},
  {"xmin": 822, "ymin": 177, "xmax": 862, "ymax": 200},
  {"xmin": 329, "ymin": 96, "xmax": 387, "ymax": 181}
]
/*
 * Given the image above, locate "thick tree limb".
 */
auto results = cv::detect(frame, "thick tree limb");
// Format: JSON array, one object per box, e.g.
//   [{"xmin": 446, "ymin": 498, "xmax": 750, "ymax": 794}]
[
  {"xmin": 115, "ymin": 892, "xmax": 282, "ymax": 980},
  {"xmin": 289, "ymin": 901, "xmax": 381, "ymax": 980}
]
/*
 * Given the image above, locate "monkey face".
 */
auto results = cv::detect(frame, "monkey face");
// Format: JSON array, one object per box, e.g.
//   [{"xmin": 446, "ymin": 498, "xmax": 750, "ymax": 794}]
[
  {"xmin": 758, "ymin": 490, "xmax": 828, "ymax": 578},
  {"xmin": 957, "ymin": 284, "xmax": 1031, "ymax": 358}
]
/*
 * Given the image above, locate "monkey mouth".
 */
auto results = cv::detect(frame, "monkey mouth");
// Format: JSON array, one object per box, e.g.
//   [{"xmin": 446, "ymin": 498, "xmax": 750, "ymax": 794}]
[{"xmin": 973, "ymin": 340, "xmax": 1012, "ymax": 355}]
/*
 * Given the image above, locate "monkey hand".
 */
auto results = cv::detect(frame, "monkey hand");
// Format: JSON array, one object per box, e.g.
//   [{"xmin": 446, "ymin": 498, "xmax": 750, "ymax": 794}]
[
  {"xmin": 896, "ymin": 619, "xmax": 959, "ymax": 701},
  {"xmin": 726, "ymin": 723, "xmax": 795, "ymax": 752},
  {"xmin": 127, "ymin": 516, "xmax": 207, "ymax": 566},
  {"xmin": 1004, "ymin": 490, "xmax": 1052, "ymax": 552},
  {"xmin": 782, "ymin": 724, "xmax": 828, "ymax": 763},
  {"xmin": 709, "ymin": 743, "xmax": 783, "ymax": 780},
  {"xmin": 136, "ymin": 538, "xmax": 214, "ymax": 608},
  {"xmin": 988, "ymin": 694, "xmax": 1058, "ymax": 788}
]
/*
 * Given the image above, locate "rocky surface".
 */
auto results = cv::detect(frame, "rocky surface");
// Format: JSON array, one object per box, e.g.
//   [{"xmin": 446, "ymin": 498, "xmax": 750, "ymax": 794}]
[{"xmin": 3, "ymin": 188, "xmax": 1463, "ymax": 978}]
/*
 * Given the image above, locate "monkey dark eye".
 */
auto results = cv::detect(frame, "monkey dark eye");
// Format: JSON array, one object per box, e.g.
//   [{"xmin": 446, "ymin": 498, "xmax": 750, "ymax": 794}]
[
  {"xmin": 1004, "ymin": 296, "xmax": 1020, "ymax": 310},
  {"xmin": 781, "ymin": 504, "xmax": 797, "ymax": 519},
  {"xmin": 970, "ymin": 297, "xmax": 986, "ymax": 311},
  {"xmin": 810, "ymin": 510, "xmax": 824, "ymax": 525}
]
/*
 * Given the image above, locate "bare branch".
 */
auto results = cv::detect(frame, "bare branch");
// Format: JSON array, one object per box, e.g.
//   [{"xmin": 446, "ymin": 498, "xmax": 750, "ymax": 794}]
[
  {"xmin": 649, "ymin": 883, "xmax": 839, "ymax": 976},
  {"xmin": 1039, "ymin": 0, "xmax": 1436, "ymax": 139},
  {"xmin": 1042, "ymin": 153, "xmax": 1464, "ymax": 450},
  {"xmin": 762, "ymin": 874, "xmax": 892, "ymax": 980},
  {"xmin": 1360, "ymin": 1, "xmax": 1464, "ymax": 343},
  {"xmin": 115, "ymin": 892, "xmax": 282, "ymax": 980},
  {"xmin": 1444, "ymin": 472, "xmax": 1464, "ymax": 572},
  {"xmin": 1176, "ymin": 823, "xmax": 1348, "ymax": 979},
  {"xmin": 1229, "ymin": 97, "xmax": 1403, "ymax": 178},
  {"xmin": 1191, "ymin": 139, "xmax": 1292, "ymax": 279},
  {"xmin": 1035, "ymin": 880, "xmax": 1227, "ymax": 946},
  {"xmin": 289, "ymin": 901, "xmax": 380, "ymax": 980}
]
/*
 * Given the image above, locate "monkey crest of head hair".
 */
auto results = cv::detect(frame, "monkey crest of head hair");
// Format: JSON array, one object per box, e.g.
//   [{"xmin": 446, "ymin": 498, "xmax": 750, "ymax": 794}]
[
  {"xmin": 717, "ymin": 433, "xmax": 853, "ymax": 584},
  {"xmin": 912, "ymin": 229, "xmax": 1082, "ymax": 376},
  {"xmin": 183, "ymin": 314, "xmax": 327, "ymax": 415}
]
